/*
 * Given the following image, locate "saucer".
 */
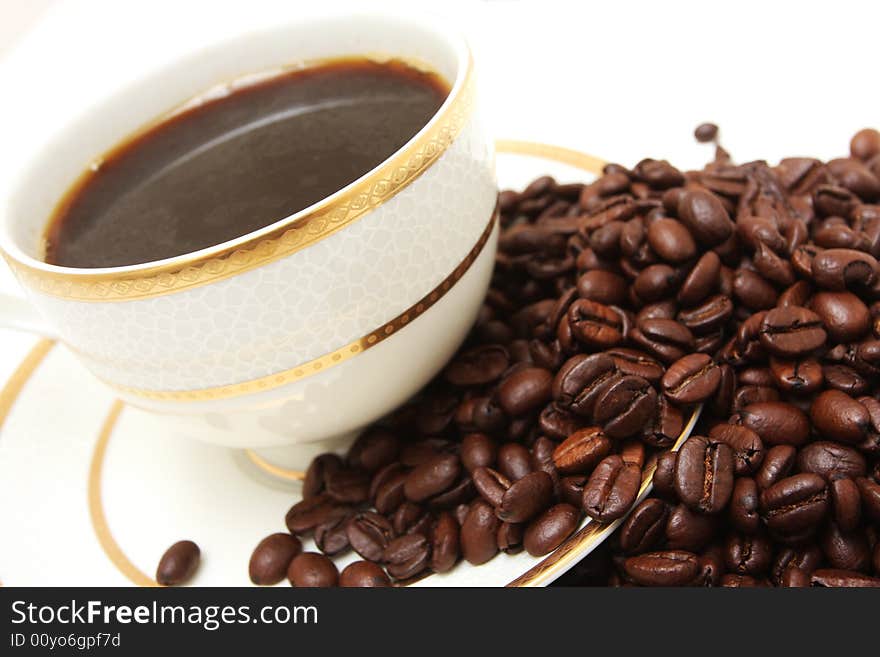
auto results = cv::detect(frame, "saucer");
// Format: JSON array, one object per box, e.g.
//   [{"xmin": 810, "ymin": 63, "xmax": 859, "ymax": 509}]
[{"xmin": 0, "ymin": 141, "xmax": 696, "ymax": 587}]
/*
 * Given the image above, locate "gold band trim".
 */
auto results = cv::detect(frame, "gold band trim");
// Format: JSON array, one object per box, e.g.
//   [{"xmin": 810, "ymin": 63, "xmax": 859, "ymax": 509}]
[
  {"xmin": 88, "ymin": 400, "xmax": 158, "ymax": 586},
  {"xmin": 506, "ymin": 406, "xmax": 701, "ymax": 587},
  {"xmin": 4, "ymin": 56, "xmax": 475, "ymax": 303},
  {"xmin": 0, "ymin": 338, "xmax": 55, "ymax": 431},
  {"xmin": 245, "ymin": 450, "xmax": 305, "ymax": 481},
  {"xmin": 108, "ymin": 208, "xmax": 497, "ymax": 402},
  {"xmin": 495, "ymin": 139, "xmax": 606, "ymax": 174}
]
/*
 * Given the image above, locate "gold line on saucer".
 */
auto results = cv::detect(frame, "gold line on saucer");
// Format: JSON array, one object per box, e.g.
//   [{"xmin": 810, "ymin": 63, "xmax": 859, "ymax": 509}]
[
  {"xmin": 245, "ymin": 450, "xmax": 305, "ymax": 481},
  {"xmin": 88, "ymin": 400, "xmax": 158, "ymax": 587},
  {"xmin": 4, "ymin": 57, "xmax": 476, "ymax": 303},
  {"xmin": 0, "ymin": 338, "xmax": 55, "ymax": 432},
  {"xmin": 494, "ymin": 139, "xmax": 606, "ymax": 174},
  {"xmin": 106, "ymin": 208, "xmax": 498, "ymax": 402},
  {"xmin": 505, "ymin": 405, "xmax": 701, "ymax": 587}
]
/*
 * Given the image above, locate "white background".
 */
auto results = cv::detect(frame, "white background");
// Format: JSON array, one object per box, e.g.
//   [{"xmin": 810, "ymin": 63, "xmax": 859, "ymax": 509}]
[{"xmin": 0, "ymin": 0, "xmax": 878, "ymax": 366}]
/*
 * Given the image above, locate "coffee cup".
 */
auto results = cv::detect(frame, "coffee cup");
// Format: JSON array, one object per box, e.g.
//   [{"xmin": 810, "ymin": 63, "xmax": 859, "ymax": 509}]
[{"xmin": 0, "ymin": 9, "xmax": 497, "ymax": 468}]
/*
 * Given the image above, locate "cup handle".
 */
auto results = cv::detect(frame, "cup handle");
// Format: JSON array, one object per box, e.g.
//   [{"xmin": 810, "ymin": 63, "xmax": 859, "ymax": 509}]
[{"xmin": 0, "ymin": 294, "xmax": 57, "ymax": 337}]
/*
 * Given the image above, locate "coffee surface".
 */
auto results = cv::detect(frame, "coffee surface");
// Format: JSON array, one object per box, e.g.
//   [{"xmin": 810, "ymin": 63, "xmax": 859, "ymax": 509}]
[{"xmin": 44, "ymin": 59, "xmax": 449, "ymax": 268}]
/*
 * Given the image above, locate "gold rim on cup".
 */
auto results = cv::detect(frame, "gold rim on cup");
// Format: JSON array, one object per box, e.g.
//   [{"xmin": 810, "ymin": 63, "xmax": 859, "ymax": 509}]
[{"xmin": 2, "ymin": 54, "xmax": 476, "ymax": 303}]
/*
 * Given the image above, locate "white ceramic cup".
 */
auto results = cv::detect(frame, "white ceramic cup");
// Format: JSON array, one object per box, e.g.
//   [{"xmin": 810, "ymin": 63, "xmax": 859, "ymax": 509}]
[{"xmin": 0, "ymin": 10, "xmax": 497, "ymax": 467}]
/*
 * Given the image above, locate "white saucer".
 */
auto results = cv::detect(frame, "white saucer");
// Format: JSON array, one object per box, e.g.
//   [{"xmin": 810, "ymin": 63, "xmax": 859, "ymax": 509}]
[{"xmin": 0, "ymin": 142, "xmax": 695, "ymax": 587}]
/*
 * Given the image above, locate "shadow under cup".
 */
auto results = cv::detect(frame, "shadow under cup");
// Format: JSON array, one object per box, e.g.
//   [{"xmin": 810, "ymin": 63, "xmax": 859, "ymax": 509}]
[{"xmin": 0, "ymin": 11, "xmax": 498, "ymax": 467}]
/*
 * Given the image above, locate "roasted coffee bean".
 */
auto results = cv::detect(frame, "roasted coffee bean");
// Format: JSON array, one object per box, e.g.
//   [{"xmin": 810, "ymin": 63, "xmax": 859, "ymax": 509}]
[
  {"xmin": 631, "ymin": 318, "xmax": 695, "ymax": 364},
  {"xmin": 761, "ymin": 473, "xmax": 829, "ymax": 536},
  {"xmin": 694, "ymin": 546, "xmax": 725, "ymax": 586},
  {"xmin": 391, "ymin": 502, "xmax": 430, "ymax": 536},
  {"xmin": 823, "ymin": 365, "xmax": 869, "ymax": 396},
  {"xmin": 497, "ymin": 443, "xmax": 533, "ymax": 481},
  {"xmin": 821, "ymin": 522, "xmax": 871, "ymax": 571},
  {"xmin": 733, "ymin": 268, "xmax": 778, "ymax": 310},
  {"xmin": 325, "ymin": 468, "xmax": 369, "ymax": 505},
  {"xmin": 346, "ymin": 512, "xmax": 395, "ymax": 561},
  {"xmin": 709, "ymin": 424, "xmax": 764, "ymax": 475},
  {"xmin": 647, "ymin": 218, "xmax": 696, "ymax": 263},
  {"xmin": 498, "ymin": 471, "xmax": 554, "ymax": 523},
  {"xmin": 383, "ymin": 534, "xmax": 430, "ymax": 580},
  {"xmin": 430, "ymin": 512, "xmax": 460, "ymax": 573},
  {"xmin": 582, "ymin": 455, "xmax": 642, "ymax": 522},
  {"xmin": 724, "ymin": 532, "xmax": 773, "ymax": 575},
  {"xmin": 552, "ymin": 429, "xmax": 613, "ymax": 476},
  {"xmin": 347, "ymin": 429, "xmax": 400, "ymax": 473},
  {"xmin": 287, "ymin": 552, "xmax": 338, "ymax": 588},
  {"xmin": 734, "ymin": 401, "xmax": 811, "ymax": 447},
  {"xmin": 461, "ymin": 500, "xmax": 501, "ymax": 565},
  {"xmin": 496, "ymin": 521, "xmax": 524, "ymax": 554},
  {"xmin": 623, "ymin": 550, "xmax": 700, "ymax": 586},
  {"xmin": 674, "ymin": 436, "xmax": 734, "ymax": 514},
  {"xmin": 620, "ymin": 498, "xmax": 668, "ymax": 554},
  {"xmin": 694, "ymin": 123, "xmax": 719, "ymax": 143},
  {"xmin": 373, "ymin": 469, "xmax": 408, "ymax": 515},
  {"xmin": 733, "ymin": 385, "xmax": 780, "ymax": 410},
  {"xmin": 851, "ymin": 128, "xmax": 880, "ymax": 161},
  {"xmin": 285, "ymin": 495, "xmax": 339, "ymax": 535},
  {"xmin": 678, "ymin": 252, "xmax": 721, "ymax": 307},
  {"xmin": 577, "ymin": 270, "xmax": 628, "ymax": 305},
  {"xmin": 729, "ymin": 477, "xmax": 761, "ymax": 533},
  {"xmin": 652, "ymin": 452, "xmax": 677, "ymax": 497},
  {"xmin": 568, "ymin": 299, "xmax": 624, "ymax": 348},
  {"xmin": 559, "ymin": 475, "xmax": 588, "ymax": 507},
  {"xmin": 594, "ymin": 375, "xmax": 657, "ymax": 438},
  {"xmin": 460, "ymin": 433, "xmax": 497, "ymax": 473},
  {"xmin": 314, "ymin": 506, "xmax": 354, "ymax": 555},
  {"xmin": 856, "ymin": 477, "xmax": 880, "ymax": 521},
  {"xmin": 772, "ymin": 545, "xmax": 823, "ymax": 584},
  {"xmin": 798, "ymin": 441, "xmax": 867, "ymax": 480},
  {"xmin": 811, "ymin": 249, "xmax": 877, "ymax": 291},
  {"xmin": 666, "ymin": 502, "xmax": 718, "ymax": 551},
  {"xmin": 756, "ymin": 445, "xmax": 797, "ymax": 489},
  {"xmin": 523, "ymin": 503, "xmax": 580, "ymax": 556},
  {"xmin": 759, "ymin": 306, "xmax": 827, "ymax": 357},
  {"xmin": 606, "ymin": 348, "xmax": 665, "ymax": 384},
  {"xmin": 810, "ymin": 569, "xmax": 880, "ymax": 587},
  {"xmin": 677, "ymin": 189, "xmax": 734, "ymax": 247},
  {"xmin": 720, "ymin": 574, "xmax": 762, "ymax": 587},
  {"xmin": 339, "ymin": 561, "xmax": 391, "ymax": 587},
  {"xmin": 678, "ymin": 294, "xmax": 734, "ymax": 335},
  {"xmin": 552, "ymin": 353, "xmax": 618, "ymax": 417},
  {"xmin": 769, "ymin": 357, "xmax": 823, "ymax": 395},
  {"xmin": 156, "ymin": 540, "xmax": 200, "ymax": 587},
  {"xmin": 538, "ymin": 404, "xmax": 584, "ymax": 440},
  {"xmin": 634, "ymin": 264, "xmax": 679, "ymax": 302},
  {"xmin": 404, "ymin": 453, "xmax": 461, "ymax": 502},
  {"xmin": 249, "ymin": 534, "xmax": 303, "ymax": 585},
  {"xmin": 497, "ymin": 367, "xmax": 553, "ymax": 416},
  {"xmin": 472, "ymin": 467, "xmax": 510, "ymax": 507},
  {"xmin": 829, "ymin": 477, "xmax": 862, "ymax": 532},
  {"xmin": 808, "ymin": 291, "xmax": 871, "ymax": 343},
  {"xmin": 426, "ymin": 475, "xmax": 475, "ymax": 509},
  {"xmin": 662, "ymin": 354, "xmax": 721, "ymax": 405},
  {"xmin": 810, "ymin": 390, "xmax": 870, "ymax": 444},
  {"xmin": 303, "ymin": 453, "xmax": 343, "ymax": 499}
]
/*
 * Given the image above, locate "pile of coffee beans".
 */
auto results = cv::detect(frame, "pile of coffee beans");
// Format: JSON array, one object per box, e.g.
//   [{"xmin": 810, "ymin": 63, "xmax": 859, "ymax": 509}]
[{"xmin": 245, "ymin": 127, "xmax": 880, "ymax": 587}]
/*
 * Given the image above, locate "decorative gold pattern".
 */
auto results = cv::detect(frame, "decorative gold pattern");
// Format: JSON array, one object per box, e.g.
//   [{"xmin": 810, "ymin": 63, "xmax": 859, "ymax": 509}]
[
  {"xmin": 105, "ymin": 207, "xmax": 498, "ymax": 402},
  {"xmin": 495, "ymin": 139, "xmax": 606, "ymax": 174},
  {"xmin": 3, "ymin": 58, "xmax": 475, "ymax": 303},
  {"xmin": 505, "ymin": 406, "xmax": 701, "ymax": 587}
]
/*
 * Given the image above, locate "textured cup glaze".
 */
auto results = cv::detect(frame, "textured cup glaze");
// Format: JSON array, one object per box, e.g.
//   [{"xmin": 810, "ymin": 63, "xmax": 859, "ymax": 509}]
[{"xmin": 0, "ymin": 11, "xmax": 497, "ymax": 448}]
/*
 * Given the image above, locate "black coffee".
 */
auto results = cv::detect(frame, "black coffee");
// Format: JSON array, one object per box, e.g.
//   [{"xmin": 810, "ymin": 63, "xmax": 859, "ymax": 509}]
[{"xmin": 44, "ymin": 58, "xmax": 449, "ymax": 268}]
